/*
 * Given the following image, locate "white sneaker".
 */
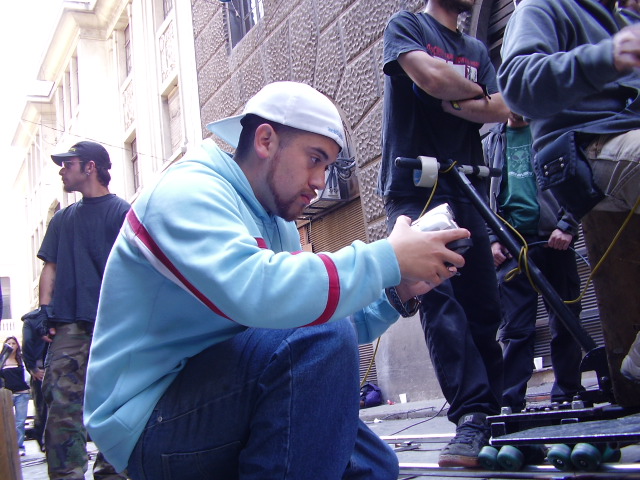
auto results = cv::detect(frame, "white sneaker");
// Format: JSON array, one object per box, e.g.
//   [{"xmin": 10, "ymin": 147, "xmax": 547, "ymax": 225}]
[{"xmin": 621, "ymin": 331, "xmax": 640, "ymax": 383}]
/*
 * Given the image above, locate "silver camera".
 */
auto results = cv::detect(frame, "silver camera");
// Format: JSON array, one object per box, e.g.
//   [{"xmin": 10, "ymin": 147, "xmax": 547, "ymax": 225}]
[
  {"xmin": 411, "ymin": 203, "xmax": 472, "ymax": 255},
  {"xmin": 411, "ymin": 203, "xmax": 460, "ymax": 232}
]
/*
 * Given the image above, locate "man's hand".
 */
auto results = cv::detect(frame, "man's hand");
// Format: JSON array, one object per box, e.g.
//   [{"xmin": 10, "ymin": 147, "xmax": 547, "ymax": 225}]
[
  {"xmin": 43, "ymin": 327, "xmax": 56, "ymax": 343},
  {"xmin": 387, "ymin": 215, "xmax": 469, "ymax": 288},
  {"xmin": 547, "ymin": 229, "xmax": 573, "ymax": 250},
  {"xmin": 491, "ymin": 241, "xmax": 510, "ymax": 267},
  {"xmin": 613, "ymin": 23, "xmax": 640, "ymax": 72},
  {"xmin": 30, "ymin": 368, "xmax": 45, "ymax": 381}
]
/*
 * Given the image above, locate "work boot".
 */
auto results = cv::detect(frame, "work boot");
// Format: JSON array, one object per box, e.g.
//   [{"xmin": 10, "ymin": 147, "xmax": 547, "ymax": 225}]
[
  {"xmin": 438, "ymin": 412, "xmax": 491, "ymax": 468},
  {"xmin": 621, "ymin": 331, "xmax": 640, "ymax": 383}
]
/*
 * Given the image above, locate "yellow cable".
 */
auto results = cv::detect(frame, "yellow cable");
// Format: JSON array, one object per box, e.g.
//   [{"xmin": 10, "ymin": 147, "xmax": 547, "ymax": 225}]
[
  {"xmin": 418, "ymin": 161, "xmax": 457, "ymax": 218},
  {"xmin": 360, "ymin": 336, "xmax": 381, "ymax": 388},
  {"xmin": 565, "ymin": 194, "xmax": 640, "ymax": 304}
]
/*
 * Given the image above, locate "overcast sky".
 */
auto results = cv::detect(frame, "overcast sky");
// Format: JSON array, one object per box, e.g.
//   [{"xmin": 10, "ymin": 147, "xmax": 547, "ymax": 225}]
[
  {"xmin": 0, "ymin": 1, "xmax": 62, "ymax": 161},
  {"xmin": 0, "ymin": 1, "xmax": 62, "ymax": 278}
]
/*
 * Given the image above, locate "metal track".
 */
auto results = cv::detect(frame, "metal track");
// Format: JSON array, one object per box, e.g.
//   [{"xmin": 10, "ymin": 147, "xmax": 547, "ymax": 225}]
[
  {"xmin": 398, "ymin": 462, "xmax": 640, "ymax": 478},
  {"xmin": 381, "ymin": 433, "xmax": 454, "ymax": 444}
]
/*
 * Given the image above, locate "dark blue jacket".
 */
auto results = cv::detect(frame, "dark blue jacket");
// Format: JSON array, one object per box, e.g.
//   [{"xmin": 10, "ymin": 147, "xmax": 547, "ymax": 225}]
[{"xmin": 482, "ymin": 122, "xmax": 579, "ymax": 244}]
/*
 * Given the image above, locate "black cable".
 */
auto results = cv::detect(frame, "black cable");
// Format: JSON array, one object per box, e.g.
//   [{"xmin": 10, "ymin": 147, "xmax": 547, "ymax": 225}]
[
  {"xmin": 527, "ymin": 240, "xmax": 591, "ymax": 268},
  {"xmin": 385, "ymin": 401, "xmax": 449, "ymax": 436}
]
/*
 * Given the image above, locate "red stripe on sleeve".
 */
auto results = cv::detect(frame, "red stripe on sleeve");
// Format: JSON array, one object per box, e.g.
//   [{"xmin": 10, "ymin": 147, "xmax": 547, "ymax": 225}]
[
  {"xmin": 304, "ymin": 253, "xmax": 340, "ymax": 326},
  {"xmin": 126, "ymin": 210, "xmax": 232, "ymax": 320}
]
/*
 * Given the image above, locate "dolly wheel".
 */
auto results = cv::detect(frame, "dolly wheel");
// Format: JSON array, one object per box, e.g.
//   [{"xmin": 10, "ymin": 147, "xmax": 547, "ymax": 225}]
[
  {"xmin": 478, "ymin": 446, "xmax": 499, "ymax": 470},
  {"xmin": 497, "ymin": 445, "xmax": 525, "ymax": 471},
  {"xmin": 571, "ymin": 443, "xmax": 602, "ymax": 471},
  {"xmin": 547, "ymin": 444, "xmax": 573, "ymax": 471}
]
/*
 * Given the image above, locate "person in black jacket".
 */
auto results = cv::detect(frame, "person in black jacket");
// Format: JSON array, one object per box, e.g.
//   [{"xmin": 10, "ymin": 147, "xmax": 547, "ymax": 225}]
[
  {"xmin": 483, "ymin": 113, "xmax": 584, "ymax": 411},
  {"xmin": 498, "ymin": 0, "xmax": 640, "ymax": 389},
  {"xmin": 22, "ymin": 307, "xmax": 50, "ymax": 451}
]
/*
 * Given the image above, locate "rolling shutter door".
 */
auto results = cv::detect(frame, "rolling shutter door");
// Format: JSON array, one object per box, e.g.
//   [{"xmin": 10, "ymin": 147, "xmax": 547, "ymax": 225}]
[{"xmin": 533, "ymin": 230, "xmax": 605, "ymax": 365}]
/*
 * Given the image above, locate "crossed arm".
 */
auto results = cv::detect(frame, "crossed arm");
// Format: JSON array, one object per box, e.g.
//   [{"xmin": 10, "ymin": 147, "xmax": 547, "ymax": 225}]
[{"xmin": 399, "ymin": 50, "xmax": 510, "ymax": 124}]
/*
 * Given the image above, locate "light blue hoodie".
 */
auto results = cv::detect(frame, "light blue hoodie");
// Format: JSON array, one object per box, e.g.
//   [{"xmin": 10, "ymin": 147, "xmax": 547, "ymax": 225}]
[{"xmin": 84, "ymin": 139, "xmax": 402, "ymax": 472}]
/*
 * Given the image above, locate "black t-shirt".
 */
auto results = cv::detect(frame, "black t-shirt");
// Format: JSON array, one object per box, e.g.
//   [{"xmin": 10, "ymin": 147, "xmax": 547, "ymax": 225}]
[
  {"xmin": 379, "ymin": 11, "xmax": 499, "ymax": 198},
  {"xmin": 37, "ymin": 194, "xmax": 130, "ymax": 324}
]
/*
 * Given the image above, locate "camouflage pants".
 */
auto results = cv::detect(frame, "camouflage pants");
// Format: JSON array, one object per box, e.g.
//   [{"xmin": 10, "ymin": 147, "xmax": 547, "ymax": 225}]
[{"xmin": 43, "ymin": 322, "xmax": 126, "ymax": 480}]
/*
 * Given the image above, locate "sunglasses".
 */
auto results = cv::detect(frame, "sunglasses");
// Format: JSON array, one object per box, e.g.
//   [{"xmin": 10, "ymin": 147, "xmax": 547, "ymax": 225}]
[{"xmin": 61, "ymin": 160, "xmax": 84, "ymax": 168}]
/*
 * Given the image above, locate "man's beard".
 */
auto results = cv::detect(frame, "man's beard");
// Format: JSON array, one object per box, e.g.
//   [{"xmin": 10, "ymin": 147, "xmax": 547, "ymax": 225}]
[
  {"xmin": 266, "ymin": 151, "xmax": 304, "ymax": 222},
  {"xmin": 441, "ymin": 0, "xmax": 475, "ymax": 14}
]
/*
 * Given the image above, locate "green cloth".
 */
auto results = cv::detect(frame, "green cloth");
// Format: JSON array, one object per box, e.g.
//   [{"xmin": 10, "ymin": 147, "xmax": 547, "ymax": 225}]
[{"xmin": 497, "ymin": 126, "xmax": 539, "ymax": 234}]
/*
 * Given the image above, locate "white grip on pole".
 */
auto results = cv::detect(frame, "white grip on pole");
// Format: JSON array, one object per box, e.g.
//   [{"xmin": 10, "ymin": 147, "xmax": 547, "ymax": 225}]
[{"xmin": 413, "ymin": 156, "xmax": 439, "ymax": 188}]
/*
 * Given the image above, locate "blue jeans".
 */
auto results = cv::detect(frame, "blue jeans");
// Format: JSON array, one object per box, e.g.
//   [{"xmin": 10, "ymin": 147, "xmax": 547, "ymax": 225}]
[
  {"xmin": 126, "ymin": 319, "xmax": 398, "ymax": 480},
  {"xmin": 13, "ymin": 392, "xmax": 30, "ymax": 449},
  {"xmin": 385, "ymin": 195, "xmax": 503, "ymax": 424},
  {"xmin": 497, "ymin": 239, "xmax": 584, "ymax": 411}
]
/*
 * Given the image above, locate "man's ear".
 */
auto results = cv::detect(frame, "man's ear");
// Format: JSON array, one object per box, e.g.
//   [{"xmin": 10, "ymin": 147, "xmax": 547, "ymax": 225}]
[
  {"xmin": 83, "ymin": 160, "xmax": 96, "ymax": 175},
  {"xmin": 254, "ymin": 123, "xmax": 278, "ymax": 160}
]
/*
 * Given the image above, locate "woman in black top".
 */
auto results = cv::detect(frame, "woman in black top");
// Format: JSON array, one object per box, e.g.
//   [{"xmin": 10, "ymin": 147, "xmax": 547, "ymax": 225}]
[{"xmin": 1, "ymin": 336, "xmax": 31, "ymax": 456}]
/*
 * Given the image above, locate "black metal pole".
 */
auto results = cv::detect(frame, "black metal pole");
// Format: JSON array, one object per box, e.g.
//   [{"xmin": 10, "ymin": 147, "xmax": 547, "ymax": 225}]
[{"xmin": 443, "ymin": 161, "xmax": 598, "ymax": 352}]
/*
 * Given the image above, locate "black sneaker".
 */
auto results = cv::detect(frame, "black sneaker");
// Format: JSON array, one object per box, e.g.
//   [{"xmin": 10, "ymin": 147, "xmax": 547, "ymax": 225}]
[{"xmin": 438, "ymin": 412, "xmax": 491, "ymax": 468}]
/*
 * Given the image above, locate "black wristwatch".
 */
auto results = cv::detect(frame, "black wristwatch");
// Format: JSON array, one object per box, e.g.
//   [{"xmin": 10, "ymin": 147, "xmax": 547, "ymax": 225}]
[{"xmin": 386, "ymin": 286, "xmax": 421, "ymax": 318}]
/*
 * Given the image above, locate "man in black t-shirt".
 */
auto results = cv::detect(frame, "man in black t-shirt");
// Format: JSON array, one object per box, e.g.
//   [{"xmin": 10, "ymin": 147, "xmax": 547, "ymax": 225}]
[
  {"xmin": 378, "ymin": 0, "xmax": 509, "ymax": 468},
  {"xmin": 37, "ymin": 141, "xmax": 130, "ymax": 480}
]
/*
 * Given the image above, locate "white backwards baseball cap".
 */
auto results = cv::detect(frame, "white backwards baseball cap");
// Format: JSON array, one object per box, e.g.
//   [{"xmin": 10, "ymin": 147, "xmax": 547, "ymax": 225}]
[{"xmin": 206, "ymin": 81, "xmax": 345, "ymax": 150}]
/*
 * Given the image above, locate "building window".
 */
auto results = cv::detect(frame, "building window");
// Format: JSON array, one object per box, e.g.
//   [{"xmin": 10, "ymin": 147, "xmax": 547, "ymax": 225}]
[
  {"xmin": 163, "ymin": 0, "xmax": 173, "ymax": 18},
  {"xmin": 31, "ymin": 218, "xmax": 46, "ymax": 284},
  {"xmin": 60, "ymin": 54, "xmax": 80, "ymax": 130},
  {"xmin": 124, "ymin": 24, "xmax": 132, "ymax": 77},
  {"xmin": 27, "ymin": 137, "xmax": 42, "ymax": 191},
  {"xmin": 0, "ymin": 277, "xmax": 10, "ymax": 320},
  {"xmin": 70, "ymin": 55, "xmax": 79, "ymax": 113},
  {"xmin": 130, "ymin": 138, "xmax": 140, "ymax": 192},
  {"xmin": 162, "ymin": 85, "xmax": 182, "ymax": 159},
  {"xmin": 228, "ymin": 0, "xmax": 264, "ymax": 48},
  {"xmin": 31, "ymin": 234, "xmax": 38, "ymax": 283},
  {"xmin": 55, "ymin": 85, "xmax": 65, "ymax": 132}
]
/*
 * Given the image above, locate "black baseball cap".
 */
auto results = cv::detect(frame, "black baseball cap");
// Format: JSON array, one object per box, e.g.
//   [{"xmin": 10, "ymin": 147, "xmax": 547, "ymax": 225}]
[{"xmin": 51, "ymin": 141, "xmax": 112, "ymax": 169}]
